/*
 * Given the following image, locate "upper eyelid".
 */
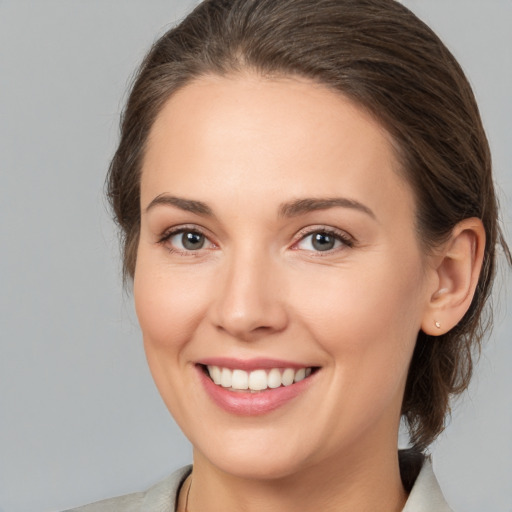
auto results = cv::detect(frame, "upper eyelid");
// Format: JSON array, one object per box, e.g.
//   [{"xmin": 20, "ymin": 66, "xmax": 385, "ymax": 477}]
[
  {"xmin": 158, "ymin": 224, "xmax": 211, "ymax": 241},
  {"xmin": 293, "ymin": 225, "xmax": 354, "ymax": 242}
]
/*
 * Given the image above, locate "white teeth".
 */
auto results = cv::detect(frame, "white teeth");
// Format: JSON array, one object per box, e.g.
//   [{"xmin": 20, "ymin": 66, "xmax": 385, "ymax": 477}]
[
  {"xmin": 231, "ymin": 369, "xmax": 249, "ymax": 390},
  {"xmin": 281, "ymin": 368, "xmax": 295, "ymax": 386},
  {"xmin": 208, "ymin": 365, "xmax": 222, "ymax": 385},
  {"xmin": 294, "ymin": 368, "xmax": 306, "ymax": 382},
  {"xmin": 220, "ymin": 367, "xmax": 232, "ymax": 388},
  {"xmin": 206, "ymin": 365, "xmax": 313, "ymax": 391},
  {"xmin": 248, "ymin": 369, "xmax": 267, "ymax": 391},
  {"xmin": 267, "ymin": 368, "xmax": 282, "ymax": 388}
]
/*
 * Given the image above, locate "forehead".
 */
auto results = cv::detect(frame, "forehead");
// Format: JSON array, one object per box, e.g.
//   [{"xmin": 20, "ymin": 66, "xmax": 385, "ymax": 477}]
[
  {"xmin": 141, "ymin": 73, "xmax": 414, "ymax": 220},
  {"xmin": 145, "ymin": 73, "xmax": 394, "ymax": 163}
]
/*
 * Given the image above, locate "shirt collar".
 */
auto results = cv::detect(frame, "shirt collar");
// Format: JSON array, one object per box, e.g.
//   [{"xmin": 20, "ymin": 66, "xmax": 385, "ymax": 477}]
[{"xmin": 402, "ymin": 458, "xmax": 453, "ymax": 512}]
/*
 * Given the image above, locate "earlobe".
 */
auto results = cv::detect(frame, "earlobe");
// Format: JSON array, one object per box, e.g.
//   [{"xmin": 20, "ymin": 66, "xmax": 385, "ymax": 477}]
[{"xmin": 421, "ymin": 218, "xmax": 485, "ymax": 336}]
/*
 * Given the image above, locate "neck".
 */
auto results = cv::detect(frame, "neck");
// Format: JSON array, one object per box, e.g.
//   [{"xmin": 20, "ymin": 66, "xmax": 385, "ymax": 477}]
[{"xmin": 186, "ymin": 441, "xmax": 407, "ymax": 512}]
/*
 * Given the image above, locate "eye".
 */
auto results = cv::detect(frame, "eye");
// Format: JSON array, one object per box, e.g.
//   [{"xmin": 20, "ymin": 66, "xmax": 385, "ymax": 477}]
[
  {"xmin": 295, "ymin": 229, "xmax": 352, "ymax": 252},
  {"xmin": 159, "ymin": 228, "xmax": 215, "ymax": 253},
  {"xmin": 173, "ymin": 231, "xmax": 206, "ymax": 250}
]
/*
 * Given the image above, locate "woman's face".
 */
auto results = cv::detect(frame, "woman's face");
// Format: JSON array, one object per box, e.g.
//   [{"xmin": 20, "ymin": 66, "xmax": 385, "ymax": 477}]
[{"xmin": 135, "ymin": 75, "xmax": 436, "ymax": 479}]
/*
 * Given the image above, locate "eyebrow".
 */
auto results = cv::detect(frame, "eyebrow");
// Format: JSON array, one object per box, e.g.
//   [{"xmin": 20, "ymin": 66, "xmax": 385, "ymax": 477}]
[
  {"xmin": 145, "ymin": 194, "xmax": 375, "ymax": 220},
  {"xmin": 278, "ymin": 197, "xmax": 376, "ymax": 219},
  {"xmin": 145, "ymin": 194, "xmax": 214, "ymax": 216}
]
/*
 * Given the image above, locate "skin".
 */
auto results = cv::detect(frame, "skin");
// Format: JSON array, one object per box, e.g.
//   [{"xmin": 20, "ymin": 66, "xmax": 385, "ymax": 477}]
[{"xmin": 134, "ymin": 74, "xmax": 484, "ymax": 512}]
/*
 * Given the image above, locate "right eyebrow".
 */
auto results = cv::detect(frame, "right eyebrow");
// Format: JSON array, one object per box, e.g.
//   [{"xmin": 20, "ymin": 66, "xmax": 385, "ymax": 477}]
[
  {"xmin": 278, "ymin": 197, "xmax": 376, "ymax": 220},
  {"xmin": 144, "ymin": 194, "xmax": 214, "ymax": 216}
]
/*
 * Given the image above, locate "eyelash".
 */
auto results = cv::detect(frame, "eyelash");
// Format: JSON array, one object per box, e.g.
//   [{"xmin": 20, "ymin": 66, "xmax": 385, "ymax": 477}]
[
  {"xmin": 157, "ymin": 225, "xmax": 354, "ymax": 256},
  {"xmin": 293, "ymin": 226, "xmax": 354, "ymax": 254},
  {"xmin": 157, "ymin": 225, "xmax": 215, "ymax": 256}
]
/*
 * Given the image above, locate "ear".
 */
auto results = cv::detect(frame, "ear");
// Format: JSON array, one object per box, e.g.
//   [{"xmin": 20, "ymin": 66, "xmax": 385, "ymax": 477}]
[{"xmin": 421, "ymin": 218, "xmax": 486, "ymax": 336}]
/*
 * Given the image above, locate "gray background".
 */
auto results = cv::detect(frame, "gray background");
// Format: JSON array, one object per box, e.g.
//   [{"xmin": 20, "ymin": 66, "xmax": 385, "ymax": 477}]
[{"xmin": 0, "ymin": 1, "xmax": 510, "ymax": 511}]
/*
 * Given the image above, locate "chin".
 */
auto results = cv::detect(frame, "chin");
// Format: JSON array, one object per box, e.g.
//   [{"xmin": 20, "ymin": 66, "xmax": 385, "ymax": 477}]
[{"xmin": 204, "ymin": 448, "xmax": 310, "ymax": 481}]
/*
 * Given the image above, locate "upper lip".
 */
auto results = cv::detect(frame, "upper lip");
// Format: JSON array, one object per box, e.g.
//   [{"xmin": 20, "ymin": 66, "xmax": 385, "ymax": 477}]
[{"xmin": 196, "ymin": 357, "xmax": 315, "ymax": 371}]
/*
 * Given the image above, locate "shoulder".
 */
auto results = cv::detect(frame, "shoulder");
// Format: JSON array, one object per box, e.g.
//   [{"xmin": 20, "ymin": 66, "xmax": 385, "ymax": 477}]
[
  {"xmin": 62, "ymin": 466, "xmax": 192, "ymax": 512},
  {"xmin": 63, "ymin": 492, "xmax": 144, "ymax": 512}
]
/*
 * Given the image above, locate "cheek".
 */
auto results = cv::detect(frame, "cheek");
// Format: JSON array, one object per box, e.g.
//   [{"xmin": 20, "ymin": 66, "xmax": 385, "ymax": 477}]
[
  {"xmin": 133, "ymin": 256, "xmax": 216, "ymax": 426},
  {"xmin": 290, "ymin": 252, "xmax": 425, "ymax": 362},
  {"xmin": 133, "ymin": 257, "xmax": 212, "ymax": 351},
  {"xmin": 289, "ymin": 255, "xmax": 425, "ymax": 433}
]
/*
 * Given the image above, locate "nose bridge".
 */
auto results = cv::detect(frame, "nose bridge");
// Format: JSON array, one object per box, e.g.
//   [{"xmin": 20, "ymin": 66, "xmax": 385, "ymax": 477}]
[{"xmin": 212, "ymin": 243, "xmax": 287, "ymax": 339}]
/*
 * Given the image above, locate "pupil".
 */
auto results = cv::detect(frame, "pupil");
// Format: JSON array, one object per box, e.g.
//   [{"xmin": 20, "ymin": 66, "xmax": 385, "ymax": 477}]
[
  {"xmin": 312, "ymin": 232, "xmax": 334, "ymax": 251},
  {"xmin": 182, "ymin": 232, "xmax": 204, "ymax": 250}
]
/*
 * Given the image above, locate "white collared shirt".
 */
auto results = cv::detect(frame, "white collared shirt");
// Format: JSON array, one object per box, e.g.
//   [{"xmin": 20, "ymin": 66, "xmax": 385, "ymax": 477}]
[{"xmin": 65, "ymin": 459, "xmax": 453, "ymax": 511}]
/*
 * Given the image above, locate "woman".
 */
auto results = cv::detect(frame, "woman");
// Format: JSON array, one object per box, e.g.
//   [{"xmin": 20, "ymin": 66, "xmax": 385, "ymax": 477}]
[{"xmin": 67, "ymin": 0, "xmax": 508, "ymax": 510}]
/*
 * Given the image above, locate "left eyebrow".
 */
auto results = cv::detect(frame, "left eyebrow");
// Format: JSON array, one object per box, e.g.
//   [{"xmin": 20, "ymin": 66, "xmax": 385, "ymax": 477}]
[
  {"xmin": 278, "ymin": 197, "xmax": 376, "ymax": 220},
  {"xmin": 144, "ymin": 194, "xmax": 214, "ymax": 216}
]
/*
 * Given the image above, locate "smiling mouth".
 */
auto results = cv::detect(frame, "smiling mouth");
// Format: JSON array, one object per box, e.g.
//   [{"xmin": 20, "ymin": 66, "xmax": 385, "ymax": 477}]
[{"xmin": 201, "ymin": 365, "xmax": 317, "ymax": 392}]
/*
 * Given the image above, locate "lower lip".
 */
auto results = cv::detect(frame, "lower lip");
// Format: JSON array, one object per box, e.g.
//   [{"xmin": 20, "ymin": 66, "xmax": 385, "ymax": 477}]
[{"xmin": 197, "ymin": 366, "xmax": 315, "ymax": 416}]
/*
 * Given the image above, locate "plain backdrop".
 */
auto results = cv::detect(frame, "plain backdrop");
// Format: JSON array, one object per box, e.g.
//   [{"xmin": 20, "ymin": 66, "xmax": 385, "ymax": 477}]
[{"xmin": 0, "ymin": 1, "xmax": 510, "ymax": 511}]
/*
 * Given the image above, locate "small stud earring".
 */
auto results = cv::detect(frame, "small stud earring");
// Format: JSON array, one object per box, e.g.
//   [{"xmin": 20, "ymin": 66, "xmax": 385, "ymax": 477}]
[{"xmin": 435, "ymin": 321, "xmax": 441, "ymax": 329}]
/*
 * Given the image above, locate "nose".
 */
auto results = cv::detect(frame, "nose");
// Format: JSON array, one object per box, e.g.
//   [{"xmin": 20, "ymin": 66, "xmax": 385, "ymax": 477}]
[{"xmin": 210, "ymin": 249, "xmax": 289, "ymax": 341}]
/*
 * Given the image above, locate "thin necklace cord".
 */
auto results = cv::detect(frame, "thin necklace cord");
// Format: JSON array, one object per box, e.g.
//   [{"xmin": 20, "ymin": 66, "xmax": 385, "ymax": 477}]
[{"xmin": 184, "ymin": 474, "xmax": 192, "ymax": 512}]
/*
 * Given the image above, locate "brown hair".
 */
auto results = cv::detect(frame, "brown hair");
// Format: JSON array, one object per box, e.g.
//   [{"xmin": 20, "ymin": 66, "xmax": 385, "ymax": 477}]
[{"xmin": 107, "ymin": 0, "xmax": 509, "ymax": 453}]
